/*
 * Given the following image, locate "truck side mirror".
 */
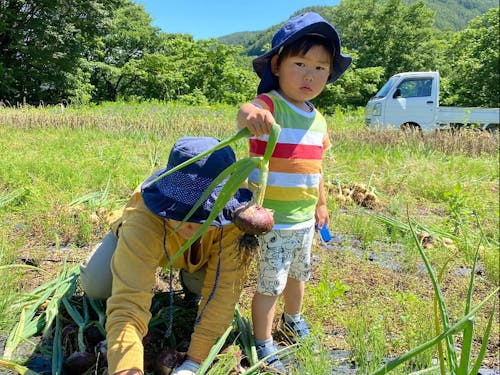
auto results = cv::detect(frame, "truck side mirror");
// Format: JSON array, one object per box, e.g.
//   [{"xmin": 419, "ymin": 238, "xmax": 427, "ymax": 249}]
[{"xmin": 393, "ymin": 88, "xmax": 401, "ymax": 98}]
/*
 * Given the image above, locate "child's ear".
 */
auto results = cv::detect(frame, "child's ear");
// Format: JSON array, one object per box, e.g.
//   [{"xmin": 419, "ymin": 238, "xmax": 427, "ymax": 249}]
[{"xmin": 270, "ymin": 55, "xmax": 279, "ymax": 76}]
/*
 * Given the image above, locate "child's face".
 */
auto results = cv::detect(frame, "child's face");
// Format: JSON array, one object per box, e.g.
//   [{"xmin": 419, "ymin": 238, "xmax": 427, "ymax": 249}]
[{"xmin": 271, "ymin": 44, "xmax": 331, "ymax": 108}]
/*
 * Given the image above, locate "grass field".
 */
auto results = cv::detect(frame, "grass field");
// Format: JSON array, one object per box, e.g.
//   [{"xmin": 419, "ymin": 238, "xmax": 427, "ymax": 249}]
[{"xmin": 0, "ymin": 102, "xmax": 498, "ymax": 374}]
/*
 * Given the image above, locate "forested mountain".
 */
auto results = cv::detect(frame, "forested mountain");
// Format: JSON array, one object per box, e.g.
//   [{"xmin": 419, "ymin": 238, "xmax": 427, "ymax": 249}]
[
  {"xmin": 411, "ymin": 0, "xmax": 498, "ymax": 30},
  {"xmin": 218, "ymin": 0, "xmax": 498, "ymax": 53}
]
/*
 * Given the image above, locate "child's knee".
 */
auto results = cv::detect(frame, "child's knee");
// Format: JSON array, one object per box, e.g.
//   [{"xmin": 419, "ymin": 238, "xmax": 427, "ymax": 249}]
[{"xmin": 80, "ymin": 231, "xmax": 117, "ymax": 300}]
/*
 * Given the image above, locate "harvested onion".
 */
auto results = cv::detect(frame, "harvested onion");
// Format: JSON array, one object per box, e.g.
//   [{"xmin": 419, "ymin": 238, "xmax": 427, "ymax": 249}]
[{"xmin": 233, "ymin": 202, "xmax": 274, "ymax": 235}]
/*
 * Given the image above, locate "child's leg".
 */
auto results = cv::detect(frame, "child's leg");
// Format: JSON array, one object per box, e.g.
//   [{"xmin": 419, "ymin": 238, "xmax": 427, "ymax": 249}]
[
  {"xmin": 280, "ymin": 226, "xmax": 315, "ymax": 341},
  {"xmin": 80, "ymin": 230, "xmax": 117, "ymax": 299},
  {"xmin": 252, "ymin": 292, "xmax": 279, "ymax": 340},
  {"xmin": 252, "ymin": 229, "xmax": 290, "ymax": 362},
  {"xmin": 283, "ymin": 277, "xmax": 305, "ymax": 315},
  {"xmin": 253, "ymin": 230, "xmax": 292, "ymax": 340},
  {"xmin": 285, "ymin": 225, "xmax": 315, "ymax": 312},
  {"xmin": 252, "ymin": 229, "xmax": 306, "ymax": 372}
]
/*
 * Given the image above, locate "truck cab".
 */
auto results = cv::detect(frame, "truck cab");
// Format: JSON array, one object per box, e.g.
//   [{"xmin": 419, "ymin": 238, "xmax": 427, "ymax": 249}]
[{"xmin": 365, "ymin": 71, "xmax": 439, "ymax": 131}]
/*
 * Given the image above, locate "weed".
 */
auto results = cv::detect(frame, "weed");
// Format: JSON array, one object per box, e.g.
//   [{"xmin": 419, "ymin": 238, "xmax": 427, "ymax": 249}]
[{"xmin": 343, "ymin": 307, "xmax": 386, "ymax": 374}]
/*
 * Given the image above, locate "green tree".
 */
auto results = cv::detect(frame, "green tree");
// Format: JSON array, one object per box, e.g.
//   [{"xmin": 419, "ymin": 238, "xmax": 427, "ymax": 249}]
[
  {"xmin": 0, "ymin": 0, "xmax": 124, "ymax": 104},
  {"xmin": 194, "ymin": 40, "xmax": 257, "ymax": 105},
  {"xmin": 313, "ymin": 50, "xmax": 385, "ymax": 110},
  {"xmin": 332, "ymin": 0, "xmax": 443, "ymax": 80},
  {"xmin": 441, "ymin": 7, "xmax": 499, "ymax": 107},
  {"xmin": 119, "ymin": 35, "xmax": 256, "ymax": 104},
  {"xmin": 89, "ymin": 2, "xmax": 161, "ymax": 102}
]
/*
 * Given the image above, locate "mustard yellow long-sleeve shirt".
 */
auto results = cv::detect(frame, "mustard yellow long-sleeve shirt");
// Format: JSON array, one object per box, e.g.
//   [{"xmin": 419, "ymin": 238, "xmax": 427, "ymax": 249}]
[{"xmin": 105, "ymin": 189, "xmax": 247, "ymax": 374}]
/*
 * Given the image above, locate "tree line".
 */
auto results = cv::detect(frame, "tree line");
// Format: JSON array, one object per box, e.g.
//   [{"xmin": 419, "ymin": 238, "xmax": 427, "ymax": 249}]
[{"xmin": 0, "ymin": 0, "xmax": 498, "ymax": 110}]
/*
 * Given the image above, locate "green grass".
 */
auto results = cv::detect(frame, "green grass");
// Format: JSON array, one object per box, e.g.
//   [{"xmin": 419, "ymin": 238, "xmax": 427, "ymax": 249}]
[{"xmin": 0, "ymin": 101, "xmax": 498, "ymax": 374}]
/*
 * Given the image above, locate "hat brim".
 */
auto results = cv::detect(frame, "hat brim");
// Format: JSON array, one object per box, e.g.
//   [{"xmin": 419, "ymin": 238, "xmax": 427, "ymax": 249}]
[{"xmin": 142, "ymin": 170, "xmax": 253, "ymax": 227}]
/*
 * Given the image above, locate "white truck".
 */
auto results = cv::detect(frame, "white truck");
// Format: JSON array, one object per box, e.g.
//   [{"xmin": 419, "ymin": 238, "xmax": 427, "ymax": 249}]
[{"xmin": 365, "ymin": 71, "xmax": 499, "ymax": 132}]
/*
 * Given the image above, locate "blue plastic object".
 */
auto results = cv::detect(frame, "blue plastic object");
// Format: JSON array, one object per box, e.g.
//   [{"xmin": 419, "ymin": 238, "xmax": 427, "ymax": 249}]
[{"xmin": 316, "ymin": 224, "xmax": 332, "ymax": 242}]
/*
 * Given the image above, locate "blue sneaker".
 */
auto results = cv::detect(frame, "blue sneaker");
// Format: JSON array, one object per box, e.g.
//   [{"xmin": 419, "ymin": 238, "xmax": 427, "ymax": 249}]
[
  {"xmin": 280, "ymin": 313, "xmax": 310, "ymax": 342},
  {"xmin": 256, "ymin": 341, "xmax": 286, "ymax": 374}
]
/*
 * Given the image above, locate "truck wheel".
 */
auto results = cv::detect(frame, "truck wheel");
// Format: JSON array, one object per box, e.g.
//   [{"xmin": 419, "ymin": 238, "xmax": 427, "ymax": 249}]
[
  {"xmin": 484, "ymin": 123, "xmax": 498, "ymax": 133},
  {"xmin": 400, "ymin": 122, "xmax": 421, "ymax": 133}
]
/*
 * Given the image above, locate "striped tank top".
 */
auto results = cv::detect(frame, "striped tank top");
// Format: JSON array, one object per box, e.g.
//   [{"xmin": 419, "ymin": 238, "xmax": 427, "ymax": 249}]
[{"xmin": 248, "ymin": 91, "xmax": 331, "ymax": 229}]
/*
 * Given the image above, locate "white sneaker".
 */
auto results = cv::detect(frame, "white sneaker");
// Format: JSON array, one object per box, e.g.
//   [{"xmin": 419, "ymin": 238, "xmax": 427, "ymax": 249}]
[
  {"xmin": 171, "ymin": 369, "xmax": 196, "ymax": 375},
  {"xmin": 171, "ymin": 359, "xmax": 200, "ymax": 375}
]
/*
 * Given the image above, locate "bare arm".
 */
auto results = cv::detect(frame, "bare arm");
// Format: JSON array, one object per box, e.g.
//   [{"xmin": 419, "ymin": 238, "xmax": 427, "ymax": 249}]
[
  {"xmin": 237, "ymin": 102, "xmax": 275, "ymax": 137},
  {"xmin": 315, "ymin": 178, "xmax": 329, "ymax": 229}
]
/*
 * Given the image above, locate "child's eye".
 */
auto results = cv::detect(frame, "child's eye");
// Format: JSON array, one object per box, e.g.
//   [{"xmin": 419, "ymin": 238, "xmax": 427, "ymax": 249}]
[{"xmin": 295, "ymin": 62, "xmax": 305, "ymax": 68}]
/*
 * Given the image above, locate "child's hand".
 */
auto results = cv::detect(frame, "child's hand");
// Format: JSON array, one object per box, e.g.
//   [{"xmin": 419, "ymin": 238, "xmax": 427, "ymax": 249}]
[
  {"xmin": 315, "ymin": 202, "xmax": 329, "ymax": 230},
  {"xmin": 237, "ymin": 103, "xmax": 275, "ymax": 137}
]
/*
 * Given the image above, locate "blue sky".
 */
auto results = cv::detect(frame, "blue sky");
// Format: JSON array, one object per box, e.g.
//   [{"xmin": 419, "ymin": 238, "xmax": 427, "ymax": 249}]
[{"xmin": 133, "ymin": 1, "xmax": 338, "ymax": 40}]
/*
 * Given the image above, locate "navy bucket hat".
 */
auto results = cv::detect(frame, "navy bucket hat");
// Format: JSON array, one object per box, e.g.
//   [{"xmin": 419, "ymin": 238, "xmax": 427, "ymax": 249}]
[
  {"xmin": 253, "ymin": 12, "xmax": 352, "ymax": 94},
  {"xmin": 141, "ymin": 137, "xmax": 252, "ymax": 227}
]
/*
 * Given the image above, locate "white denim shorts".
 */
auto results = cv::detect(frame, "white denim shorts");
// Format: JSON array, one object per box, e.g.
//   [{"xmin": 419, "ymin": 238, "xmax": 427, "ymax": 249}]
[{"xmin": 256, "ymin": 226, "xmax": 315, "ymax": 296}]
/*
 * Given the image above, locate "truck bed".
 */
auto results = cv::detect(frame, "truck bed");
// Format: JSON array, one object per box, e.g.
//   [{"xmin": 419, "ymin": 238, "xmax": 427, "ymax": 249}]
[{"xmin": 437, "ymin": 106, "xmax": 499, "ymax": 130}]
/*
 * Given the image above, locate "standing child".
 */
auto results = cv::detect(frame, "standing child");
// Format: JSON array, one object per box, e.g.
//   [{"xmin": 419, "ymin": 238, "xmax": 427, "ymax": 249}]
[{"xmin": 237, "ymin": 12, "xmax": 352, "ymax": 372}]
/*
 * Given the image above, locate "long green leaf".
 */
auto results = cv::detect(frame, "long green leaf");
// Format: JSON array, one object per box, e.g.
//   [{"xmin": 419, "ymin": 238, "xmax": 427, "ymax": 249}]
[
  {"xmin": 197, "ymin": 324, "xmax": 234, "ymax": 374},
  {"xmin": 51, "ymin": 315, "xmax": 63, "ymax": 375},
  {"xmin": 143, "ymin": 128, "xmax": 251, "ymax": 189},
  {"xmin": 240, "ymin": 344, "xmax": 294, "ymax": 375},
  {"xmin": 43, "ymin": 267, "xmax": 79, "ymax": 337},
  {"xmin": 434, "ymin": 257, "xmax": 453, "ymax": 375},
  {"xmin": 3, "ymin": 307, "xmax": 27, "ymax": 359},
  {"xmin": 5, "ymin": 276, "xmax": 67, "ymax": 357},
  {"xmin": 13, "ymin": 273, "xmax": 77, "ymax": 306},
  {"xmin": 3, "ymin": 264, "xmax": 80, "ymax": 364},
  {"xmin": 3, "ymin": 314, "xmax": 47, "ymax": 361},
  {"xmin": 62, "ymin": 297, "xmax": 84, "ymax": 325},
  {"xmin": 457, "ymin": 237, "xmax": 483, "ymax": 375},
  {"xmin": 88, "ymin": 296, "xmax": 106, "ymax": 336},
  {"xmin": 176, "ymin": 156, "xmax": 262, "ymax": 228},
  {"xmin": 408, "ymin": 215, "xmax": 458, "ymax": 370},
  {"xmin": 369, "ymin": 287, "xmax": 498, "ymax": 375},
  {"xmin": 0, "ymin": 359, "xmax": 41, "ymax": 375},
  {"xmin": 166, "ymin": 157, "xmax": 261, "ymax": 268},
  {"xmin": 235, "ymin": 307, "xmax": 258, "ymax": 365},
  {"xmin": 255, "ymin": 123, "xmax": 280, "ymax": 205},
  {"xmin": 262, "ymin": 123, "xmax": 280, "ymax": 162},
  {"xmin": 62, "ymin": 297, "xmax": 86, "ymax": 352},
  {"xmin": 469, "ymin": 302, "xmax": 496, "ymax": 375},
  {"xmin": 457, "ymin": 318, "xmax": 474, "ymax": 375},
  {"xmin": 372, "ymin": 213, "xmax": 458, "ymax": 241},
  {"xmin": 0, "ymin": 188, "xmax": 25, "ymax": 208}
]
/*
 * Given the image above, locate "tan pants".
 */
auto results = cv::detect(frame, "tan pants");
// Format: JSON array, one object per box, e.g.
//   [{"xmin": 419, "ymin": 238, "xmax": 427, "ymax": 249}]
[{"xmin": 80, "ymin": 231, "xmax": 206, "ymax": 300}]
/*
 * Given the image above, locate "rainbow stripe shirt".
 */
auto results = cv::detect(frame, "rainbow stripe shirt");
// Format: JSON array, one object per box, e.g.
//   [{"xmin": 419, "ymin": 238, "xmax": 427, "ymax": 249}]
[{"xmin": 248, "ymin": 91, "xmax": 331, "ymax": 229}]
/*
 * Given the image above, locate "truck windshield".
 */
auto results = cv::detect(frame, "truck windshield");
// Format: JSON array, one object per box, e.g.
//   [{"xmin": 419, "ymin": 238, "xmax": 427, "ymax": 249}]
[{"xmin": 373, "ymin": 77, "xmax": 398, "ymax": 98}]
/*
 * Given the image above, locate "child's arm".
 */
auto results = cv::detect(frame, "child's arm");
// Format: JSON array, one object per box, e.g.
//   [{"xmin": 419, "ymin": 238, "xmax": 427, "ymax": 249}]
[
  {"xmin": 315, "ymin": 178, "xmax": 329, "ymax": 229},
  {"xmin": 237, "ymin": 102, "xmax": 275, "ymax": 136}
]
